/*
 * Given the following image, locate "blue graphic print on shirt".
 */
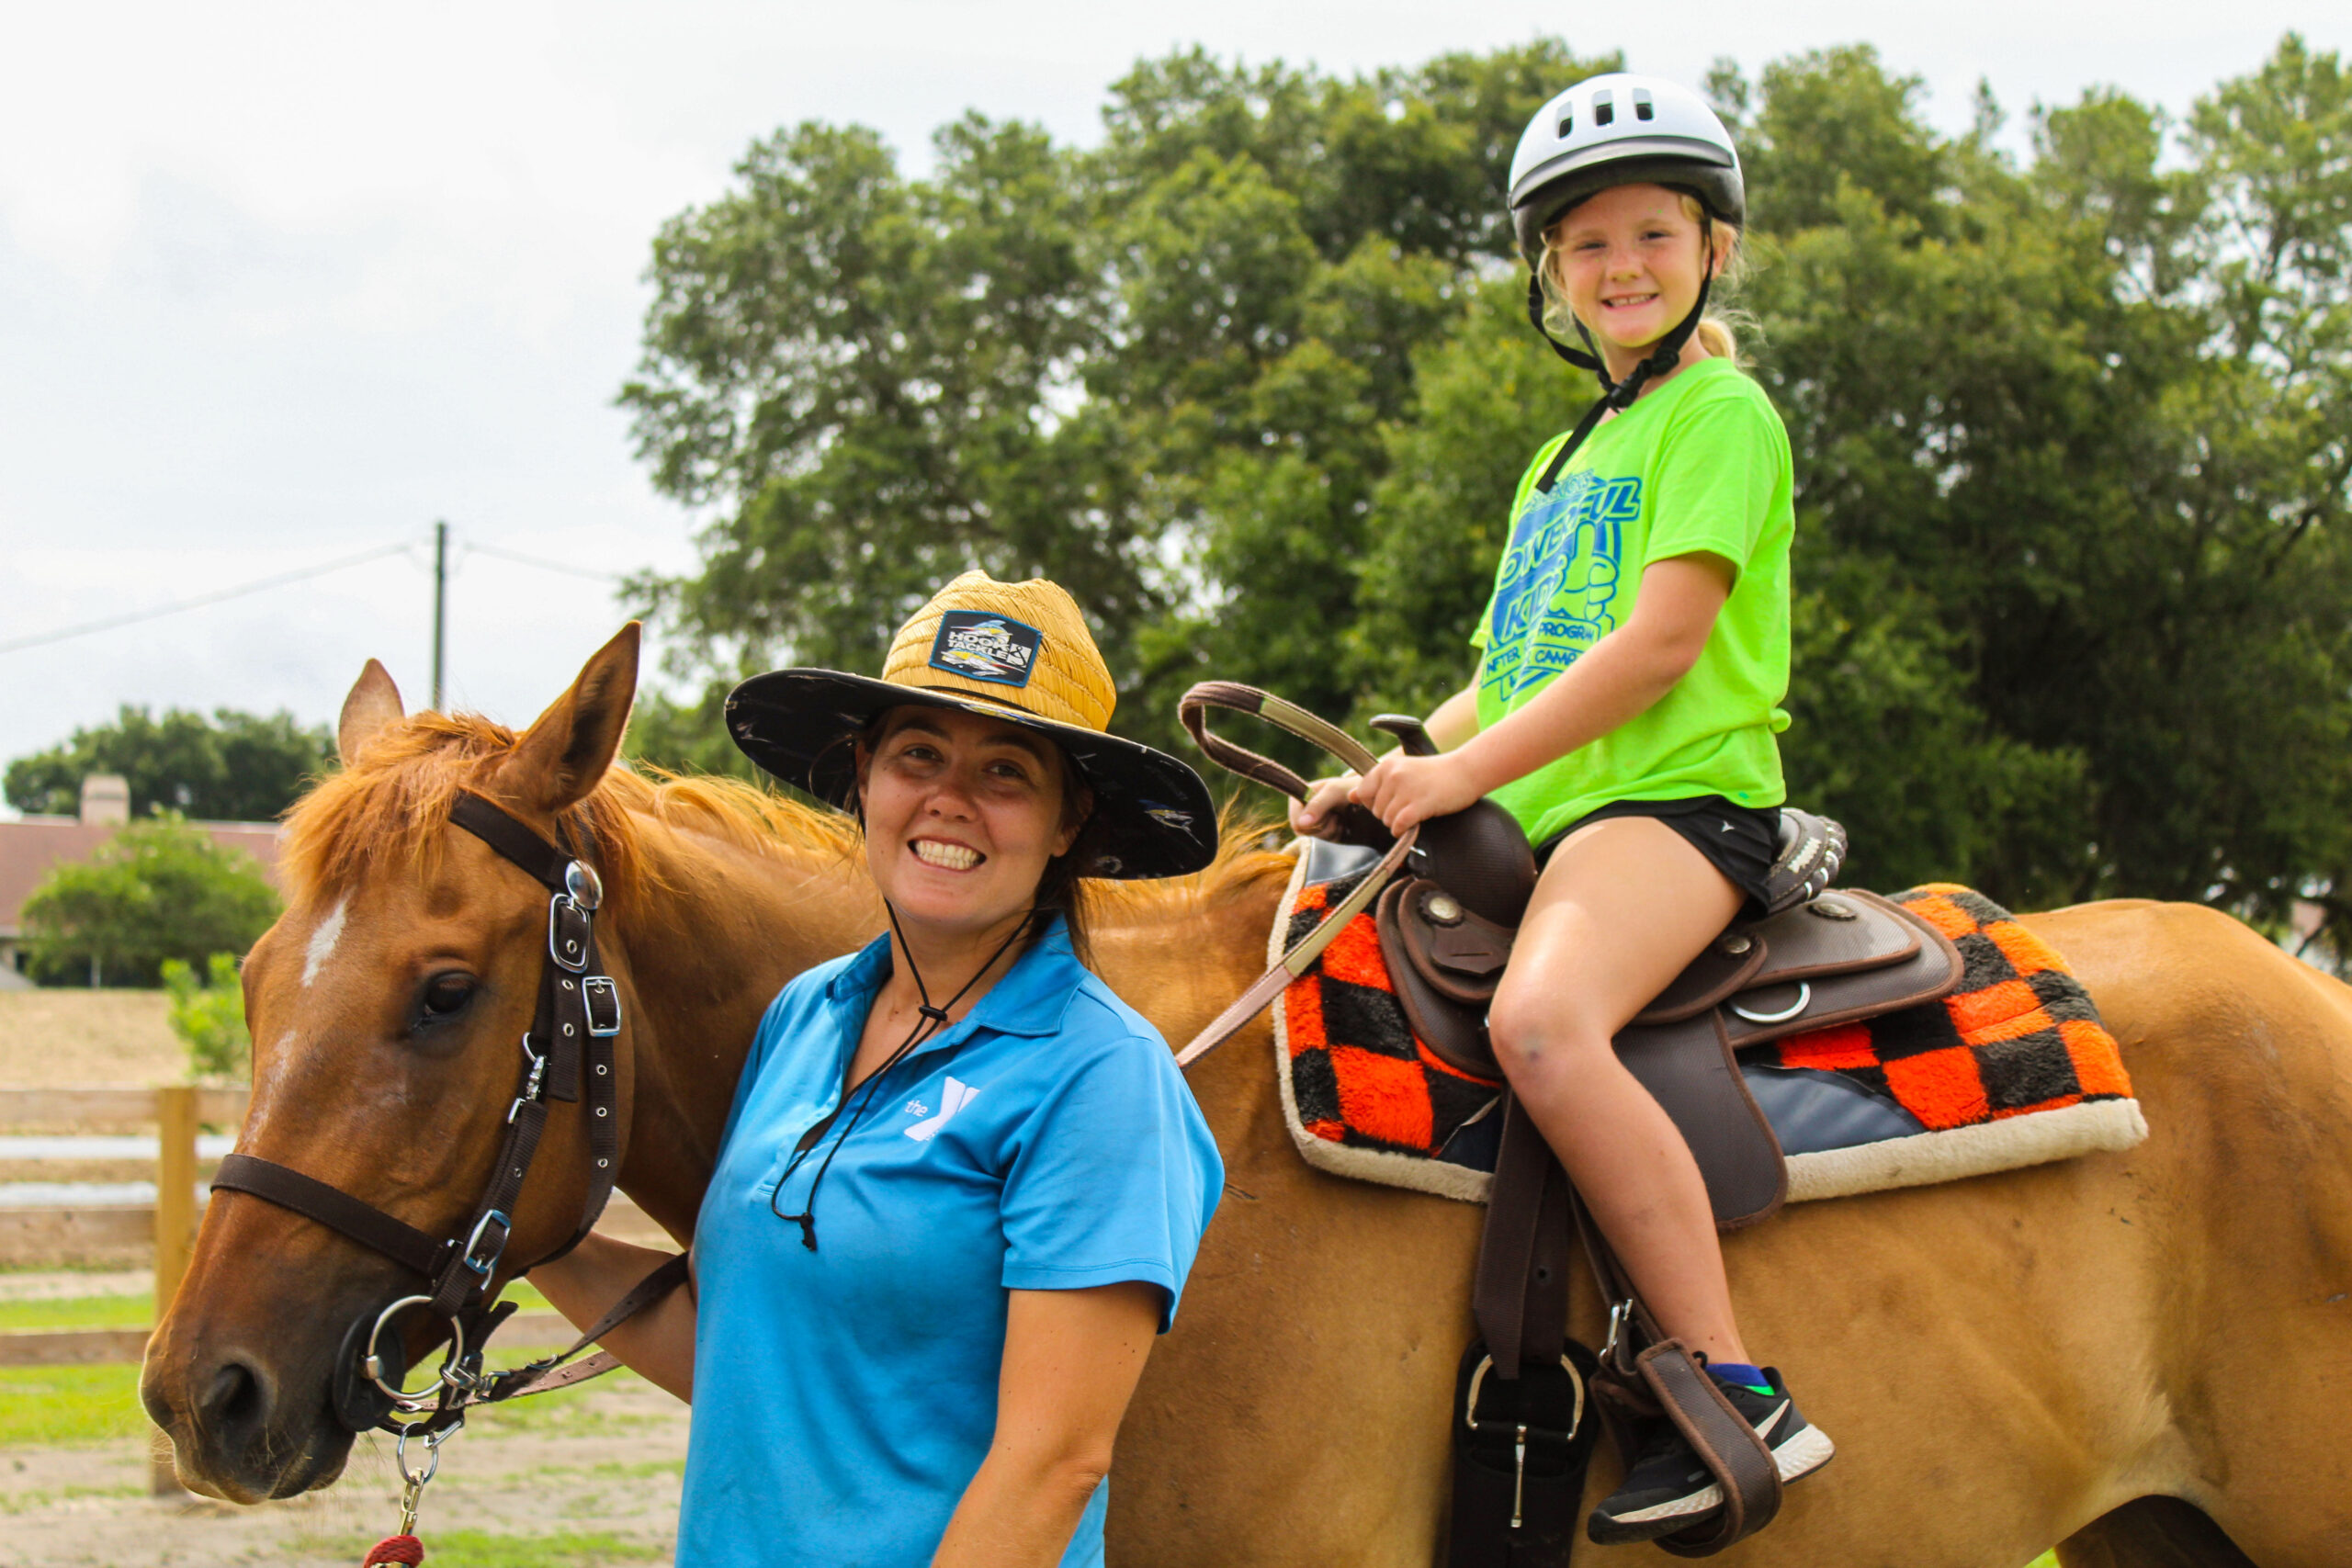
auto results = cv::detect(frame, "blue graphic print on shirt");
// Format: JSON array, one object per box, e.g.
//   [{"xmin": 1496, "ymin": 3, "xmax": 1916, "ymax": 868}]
[{"xmin": 1480, "ymin": 470, "xmax": 1644, "ymax": 702}]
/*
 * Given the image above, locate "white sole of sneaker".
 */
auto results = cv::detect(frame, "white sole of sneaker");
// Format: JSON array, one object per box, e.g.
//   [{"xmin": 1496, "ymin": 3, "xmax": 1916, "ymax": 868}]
[{"xmin": 1600, "ymin": 1425, "xmax": 1838, "ymax": 1529}]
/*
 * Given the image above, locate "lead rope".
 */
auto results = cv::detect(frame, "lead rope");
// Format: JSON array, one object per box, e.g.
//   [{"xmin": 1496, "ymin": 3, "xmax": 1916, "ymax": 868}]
[{"xmin": 770, "ymin": 906, "xmax": 1035, "ymax": 1250}]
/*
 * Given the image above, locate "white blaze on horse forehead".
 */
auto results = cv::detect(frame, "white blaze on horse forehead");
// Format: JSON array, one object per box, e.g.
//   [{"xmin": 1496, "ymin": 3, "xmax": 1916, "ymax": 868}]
[{"xmin": 301, "ymin": 897, "xmax": 350, "ymax": 987}]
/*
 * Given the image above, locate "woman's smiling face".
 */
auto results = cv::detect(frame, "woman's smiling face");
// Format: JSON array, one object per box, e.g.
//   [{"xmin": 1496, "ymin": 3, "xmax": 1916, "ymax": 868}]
[
  {"xmin": 1549, "ymin": 183, "xmax": 1718, "ymax": 360},
  {"xmin": 856, "ymin": 705, "xmax": 1085, "ymax": 940}
]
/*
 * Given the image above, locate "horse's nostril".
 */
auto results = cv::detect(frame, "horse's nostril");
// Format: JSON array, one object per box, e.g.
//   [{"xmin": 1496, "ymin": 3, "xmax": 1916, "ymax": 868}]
[{"xmin": 201, "ymin": 1357, "xmax": 270, "ymax": 1440}]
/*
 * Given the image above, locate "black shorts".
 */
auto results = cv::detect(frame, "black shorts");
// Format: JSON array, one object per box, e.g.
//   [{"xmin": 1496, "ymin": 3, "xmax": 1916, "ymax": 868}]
[{"xmin": 1533, "ymin": 795, "xmax": 1781, "ymax": 917}]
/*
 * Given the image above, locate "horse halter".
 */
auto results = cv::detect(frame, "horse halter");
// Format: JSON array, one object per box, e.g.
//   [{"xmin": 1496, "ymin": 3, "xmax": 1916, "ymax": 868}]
[{"xmin": 208, "ymin": 791, "xmax": 627, "ymax": 1433}]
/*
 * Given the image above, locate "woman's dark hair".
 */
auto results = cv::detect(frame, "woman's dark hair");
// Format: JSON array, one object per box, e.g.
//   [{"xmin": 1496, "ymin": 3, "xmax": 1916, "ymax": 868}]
[{"xmin": 1031, "ymin": 779, "xmax": 1107, "ymax": 969}]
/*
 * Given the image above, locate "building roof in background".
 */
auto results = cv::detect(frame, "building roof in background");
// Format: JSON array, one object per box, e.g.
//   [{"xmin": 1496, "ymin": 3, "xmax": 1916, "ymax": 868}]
[{"xmin": 0, "ymin": 816, "xmax": 281, "ymax": 941}]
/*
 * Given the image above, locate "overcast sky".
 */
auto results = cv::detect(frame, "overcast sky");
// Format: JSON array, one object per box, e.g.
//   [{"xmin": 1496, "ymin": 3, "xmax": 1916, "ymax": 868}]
[{"xmin": 0, "ymin": 0, "xmax": 2338, "ymax": 816}]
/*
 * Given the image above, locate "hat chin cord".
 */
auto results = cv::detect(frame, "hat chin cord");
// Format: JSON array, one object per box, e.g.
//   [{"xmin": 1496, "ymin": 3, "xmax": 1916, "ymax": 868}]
[
  {"xmin": 1523, "ymin": 225, "xmax": 1716, "ymax": 494},
  {"xmin": 768, "ymin": 901, "xmax": 1035, "ymax": 1250}
]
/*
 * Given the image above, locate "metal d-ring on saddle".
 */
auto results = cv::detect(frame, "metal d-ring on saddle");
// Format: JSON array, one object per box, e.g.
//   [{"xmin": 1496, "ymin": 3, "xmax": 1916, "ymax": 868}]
[
  {"xmin": 1173, "ymin": 682, "xmax": 1960, "ymax": 1561},
  {"xmin": 206, "ymin": 793, "xmax": 688, "ymax": 1439}
]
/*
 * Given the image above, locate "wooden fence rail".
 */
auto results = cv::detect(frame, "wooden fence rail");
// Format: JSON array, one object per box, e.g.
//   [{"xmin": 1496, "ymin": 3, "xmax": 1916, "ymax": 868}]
[{"xmin": 3, "ymin": 1086, "xmax": 644, "ymax": 1491}]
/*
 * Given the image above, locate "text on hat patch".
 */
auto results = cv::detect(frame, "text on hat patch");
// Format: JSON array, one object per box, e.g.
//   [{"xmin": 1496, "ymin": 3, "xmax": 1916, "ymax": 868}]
[{"xmin": 930, "ymin": 611, "xmax": 1045, "ymax": 687}]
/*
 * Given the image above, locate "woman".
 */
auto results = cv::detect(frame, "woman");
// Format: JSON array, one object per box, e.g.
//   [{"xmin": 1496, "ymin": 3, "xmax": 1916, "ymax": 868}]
[
  {"xmin": 1293, "ymin": 75, "xmax": 1832, "ymax": 1543},
  {"xmin": 531, "ymin": 571, "xmax": 1226, "ymax": 1568}
]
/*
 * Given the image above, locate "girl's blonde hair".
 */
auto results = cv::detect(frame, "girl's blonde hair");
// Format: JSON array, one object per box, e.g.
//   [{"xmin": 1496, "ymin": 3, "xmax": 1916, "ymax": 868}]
[{"xmin": 1538, "ymin": 190, "xmax": 1753, "ymax": 365}]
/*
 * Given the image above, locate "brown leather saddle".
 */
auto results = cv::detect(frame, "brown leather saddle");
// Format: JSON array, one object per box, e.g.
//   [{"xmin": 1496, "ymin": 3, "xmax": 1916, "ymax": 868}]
[{"xmin": 1382, "ymin": 874, "xmax": 1961, "ymax": 1226}]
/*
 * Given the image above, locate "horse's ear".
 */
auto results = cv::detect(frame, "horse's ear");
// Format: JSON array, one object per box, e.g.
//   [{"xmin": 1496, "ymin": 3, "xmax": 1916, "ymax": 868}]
[
  {"xmin": 503, "ymin": 623, "xmax": 641, "ymax": 815},
  {"xmin": 337, "ymin": 660, "xmax": 405, "ymax": 766}
]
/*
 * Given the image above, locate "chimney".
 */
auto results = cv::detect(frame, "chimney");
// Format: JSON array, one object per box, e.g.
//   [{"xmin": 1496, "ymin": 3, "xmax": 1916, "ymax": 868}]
[{"xmin": 80, "ymin": 774, "xmax": 130, "ymax": 826}]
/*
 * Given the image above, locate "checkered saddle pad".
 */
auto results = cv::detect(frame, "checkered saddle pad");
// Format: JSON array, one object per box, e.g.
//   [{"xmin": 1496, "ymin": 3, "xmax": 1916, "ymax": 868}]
[{"xmin": 1270, "ymin": 852, "xmax": 2148, "ymax": 1205}]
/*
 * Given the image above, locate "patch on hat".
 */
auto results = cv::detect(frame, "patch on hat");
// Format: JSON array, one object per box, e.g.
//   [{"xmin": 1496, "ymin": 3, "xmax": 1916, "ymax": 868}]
[{"xmin": 930, "ymin": 611, "xmax": 1045, "ymax": 687}]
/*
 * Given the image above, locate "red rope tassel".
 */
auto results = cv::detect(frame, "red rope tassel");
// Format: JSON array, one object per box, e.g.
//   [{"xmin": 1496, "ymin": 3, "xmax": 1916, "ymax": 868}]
[{"xmin": 361, "ymin": 1535, "xmax": 424, "ymax": 1565}]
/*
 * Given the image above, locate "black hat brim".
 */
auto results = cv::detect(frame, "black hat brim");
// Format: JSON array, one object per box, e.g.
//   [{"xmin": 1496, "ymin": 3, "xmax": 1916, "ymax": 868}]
[{"xmin": 725, "ymin": 670, "xmax": 1220, "ymax": 880}]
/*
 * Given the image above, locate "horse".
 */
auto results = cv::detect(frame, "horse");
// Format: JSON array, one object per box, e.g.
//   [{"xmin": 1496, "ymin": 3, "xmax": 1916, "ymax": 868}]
[{"xmin": 141, "ymin": 626, "xmax": 2352, "ymax": 1567}]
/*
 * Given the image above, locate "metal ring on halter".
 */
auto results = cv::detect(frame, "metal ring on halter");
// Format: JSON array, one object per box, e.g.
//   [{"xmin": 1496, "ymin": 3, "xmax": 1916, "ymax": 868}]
[
  {"xmin": 394, "ymin": 1420, "xmax": 450, "ymax": 1489},
  {"xmin": 1729, "ymin": 982, "xmax": 1812, "ymax": 1025},
  {"xmin": 363, "ymin": 1295, "xmax": 468, "ymax": 1411}
]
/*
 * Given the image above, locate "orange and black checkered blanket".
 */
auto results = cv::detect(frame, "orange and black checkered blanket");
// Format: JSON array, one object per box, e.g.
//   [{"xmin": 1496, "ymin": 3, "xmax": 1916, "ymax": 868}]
[{"xmin": 1271, "ymin": 870, "xmax": 2145, "ymax": 1205}]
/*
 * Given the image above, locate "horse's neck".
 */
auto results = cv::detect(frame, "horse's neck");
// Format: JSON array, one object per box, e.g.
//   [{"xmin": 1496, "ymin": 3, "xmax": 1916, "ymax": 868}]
[
  {"xmin": 1091, "ymin": 860, "xmax": 1295, "ymax": 1129},
  {"xmin": 615, "ymin": 819, "xmax": 882, "ymax": 1239}
]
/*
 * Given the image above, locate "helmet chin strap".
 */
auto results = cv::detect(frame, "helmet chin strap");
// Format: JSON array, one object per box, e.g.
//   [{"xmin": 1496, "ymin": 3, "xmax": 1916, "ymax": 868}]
[{"xmin": 1524, "ymin": 224, "xmax": 1716, "ymax": 493}]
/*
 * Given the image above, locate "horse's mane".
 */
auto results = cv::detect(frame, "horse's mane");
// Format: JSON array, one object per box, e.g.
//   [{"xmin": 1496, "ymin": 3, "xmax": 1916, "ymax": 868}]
[{"xmin": 281, "ymin": 710, "xmax": 1292, "ymax": 919}]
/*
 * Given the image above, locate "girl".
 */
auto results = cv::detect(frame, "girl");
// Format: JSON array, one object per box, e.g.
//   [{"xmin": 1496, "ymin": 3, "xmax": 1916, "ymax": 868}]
[
  {"xmin": 532, "ymin": 572, "xmax": 1226, "ymax": 1567},
  {"xmin": 1293, "ymin": 73, "xmax": 1833, "ymax": 1544}
]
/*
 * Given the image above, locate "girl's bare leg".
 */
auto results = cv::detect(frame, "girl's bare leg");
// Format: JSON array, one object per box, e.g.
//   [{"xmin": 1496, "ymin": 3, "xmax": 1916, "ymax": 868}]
[{"xmin": 1486, "ymin": 815, "xmax": 1749, "ymax": 1363}]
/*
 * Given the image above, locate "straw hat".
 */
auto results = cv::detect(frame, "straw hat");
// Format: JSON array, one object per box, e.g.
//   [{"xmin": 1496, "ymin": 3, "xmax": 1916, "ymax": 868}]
[{"xmin": 726, "ymin": 572, "xmax": 1218, "ymax": 879}]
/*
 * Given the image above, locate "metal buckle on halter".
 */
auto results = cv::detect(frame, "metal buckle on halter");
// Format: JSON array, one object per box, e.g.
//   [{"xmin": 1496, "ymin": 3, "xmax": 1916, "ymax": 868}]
[
  {"xmin": 364, "ymin": 1295, "xmax": 469, "ymax": 1412},
  {"xmin": 581, "ymin": 975, "xmax": 622, "ymax": 1037},
  {"xmin": 507, "ymin": 1037, "xmax": 548, "ymax": 1123},
  {"xmin": 548, "ymin": 894, "xmax": 593, "ymax": 974},
  {"xmin": 459, "ymin": 1209, "xmax": 512, "ymax": 1278}
]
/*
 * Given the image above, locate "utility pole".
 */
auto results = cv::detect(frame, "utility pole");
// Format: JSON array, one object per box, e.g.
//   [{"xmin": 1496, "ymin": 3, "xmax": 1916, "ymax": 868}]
[{"xmin": 431, "ymin": 520, "xmax": 449, "ymax": 710}]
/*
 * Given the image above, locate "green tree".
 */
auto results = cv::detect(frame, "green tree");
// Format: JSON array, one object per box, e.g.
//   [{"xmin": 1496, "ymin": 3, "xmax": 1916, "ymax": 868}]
[
  {"xmin": 625, "ymin": 35, "xmax": 2352, "ymax": 940},
  {"xmin": 162, "ymin": 952, "xmax": 252, "ymax": 1082},
  {"xmin": 20, "ymin": 817, "xmax": 282, "ymax": 987},
  {"xmin": 5, "ymin": 707, "xmax": 334, "ymax": 822},
  {"xmin": 621, "ymin": 40, "xmax": 1611, "ymax": 776}
]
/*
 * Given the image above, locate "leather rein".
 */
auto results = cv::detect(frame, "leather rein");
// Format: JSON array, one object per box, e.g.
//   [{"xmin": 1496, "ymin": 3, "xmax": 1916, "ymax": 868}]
[
  {"xmin": 207, "ymin": 791, "xmax": 678, "ymax": 1435},
  {"xmin": 1172, "ymin": 682, "xmax": 1421, "ymax": 1067}
]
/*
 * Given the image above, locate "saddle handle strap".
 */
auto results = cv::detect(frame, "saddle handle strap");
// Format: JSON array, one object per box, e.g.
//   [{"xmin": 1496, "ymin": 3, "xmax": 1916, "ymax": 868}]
[
  {"xmin": 1172, "ymin": 682, "xmax": 1419, "ymax": 1069},
  {"xmin": 1179, "ymin": 681, "xmax": 1381, "ymax": 798}
]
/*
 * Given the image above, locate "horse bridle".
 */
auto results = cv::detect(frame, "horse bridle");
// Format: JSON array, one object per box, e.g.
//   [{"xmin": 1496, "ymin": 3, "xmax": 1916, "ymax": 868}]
[{"xmin": 209, "ymin": 791, "xmax": 643, "ymax": 1433}]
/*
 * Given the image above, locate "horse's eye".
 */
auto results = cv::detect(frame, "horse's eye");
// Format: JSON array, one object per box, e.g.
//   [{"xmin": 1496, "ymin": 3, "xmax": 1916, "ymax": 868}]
[{"xmin": 420, "ymin": 972, "xmax": 478, "ymax": 1019}]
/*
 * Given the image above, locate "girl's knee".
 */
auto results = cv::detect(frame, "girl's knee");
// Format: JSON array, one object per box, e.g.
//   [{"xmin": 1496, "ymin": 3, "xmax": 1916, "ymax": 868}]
[{"xmin": 1487, "ymin": 994, "xmax": 1611, "ymax": 1079}]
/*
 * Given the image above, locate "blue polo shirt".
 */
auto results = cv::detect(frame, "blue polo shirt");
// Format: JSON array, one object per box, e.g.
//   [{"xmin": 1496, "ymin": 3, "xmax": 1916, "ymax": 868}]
[{"xmin": 677, "ymin": 917, "xmax": 1224, "ymax": 1568}]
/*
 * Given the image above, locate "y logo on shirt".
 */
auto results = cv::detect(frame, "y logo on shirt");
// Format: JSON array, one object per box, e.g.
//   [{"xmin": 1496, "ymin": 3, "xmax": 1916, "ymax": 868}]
[
  {"xmin": 905, "ymin": 1077, "xmax": 980, "ymax": 1141},
  {"xmin": 1483, "ymin": 471, "xmax": 1642, "ymax": 701}
]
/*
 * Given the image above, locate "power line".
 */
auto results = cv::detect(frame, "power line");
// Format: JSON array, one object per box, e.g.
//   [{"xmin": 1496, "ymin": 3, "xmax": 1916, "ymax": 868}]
[
  {"xmin": 460, "ymin": 541, "xmax": 630, "ymax": 583},
  {"xmin": 0, "ymin": 541, "xmax": 415, "ymax": 657}
]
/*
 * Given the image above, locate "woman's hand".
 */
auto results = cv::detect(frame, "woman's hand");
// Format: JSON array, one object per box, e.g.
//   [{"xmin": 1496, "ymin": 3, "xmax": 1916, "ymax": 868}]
[
  {"xmin": 1350, "ymin": 750, "xmax": 1487, "ymax": 834},
  {"xmin": 1288, "ymin": 773, "xmax": 1360, "ymax": 840}
]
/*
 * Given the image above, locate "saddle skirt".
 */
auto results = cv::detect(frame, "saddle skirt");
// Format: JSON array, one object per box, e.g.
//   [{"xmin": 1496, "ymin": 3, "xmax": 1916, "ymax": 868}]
[{"xmin": 1269, "ymin": 838, "xmax": 2147, "ymax": 1215}]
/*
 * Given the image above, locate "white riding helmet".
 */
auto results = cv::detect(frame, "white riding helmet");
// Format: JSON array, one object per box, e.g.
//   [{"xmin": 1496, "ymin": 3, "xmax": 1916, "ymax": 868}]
[{"xmin": 1507, "ymin": 73, "xmax": 1745, "ymax": 271}]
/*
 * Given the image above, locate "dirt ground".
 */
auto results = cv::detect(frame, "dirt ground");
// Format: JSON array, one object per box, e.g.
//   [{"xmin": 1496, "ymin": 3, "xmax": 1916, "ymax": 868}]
[
  {"xmin": 0, "ymin": 991, "xmax": 181, "ymax": 1093},
  {"xmin": 0, "ymin": 1372, "xmax": 689, "ymax": 1566}
]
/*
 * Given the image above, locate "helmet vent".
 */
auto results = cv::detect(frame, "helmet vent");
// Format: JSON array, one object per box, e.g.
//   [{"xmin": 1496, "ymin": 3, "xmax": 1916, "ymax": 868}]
[
  {"xmin": 1593, "ymin": 93, "xmax": 1615, "ymax": 128},
  {"xmin": 1557, "ymin": 112, "xmax": 1573, "ymax": 137},
  {"xmin": 1634, "ymin": 88, "xmax": 1655, "ymax": 121}
]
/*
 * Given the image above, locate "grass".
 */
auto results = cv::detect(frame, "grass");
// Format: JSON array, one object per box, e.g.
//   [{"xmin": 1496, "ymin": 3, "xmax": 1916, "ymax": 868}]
[
  {"xmin": 289, "ymin": 1529, "xmax": 667, "ymax": 1566},
  {"xmin": 0, "ymin": 1365, "xmax": 153, "ymax": 1446},
  {"xmin": 0, "ymin": 1292, "xmax": 151, "ymax": 1332}
]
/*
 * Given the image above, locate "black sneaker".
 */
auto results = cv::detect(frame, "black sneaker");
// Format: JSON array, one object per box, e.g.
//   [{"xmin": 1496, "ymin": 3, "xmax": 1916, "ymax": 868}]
[{"xmin": 1586, "ymin": 1367, "xmax": 1834, "ymax": 1545}]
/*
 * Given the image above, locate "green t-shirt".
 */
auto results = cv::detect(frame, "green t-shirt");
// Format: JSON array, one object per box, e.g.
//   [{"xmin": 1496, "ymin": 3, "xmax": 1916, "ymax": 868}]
[{"xmin": 1472, "ymin": 357, "xmax": 1793, "ymax": 846}]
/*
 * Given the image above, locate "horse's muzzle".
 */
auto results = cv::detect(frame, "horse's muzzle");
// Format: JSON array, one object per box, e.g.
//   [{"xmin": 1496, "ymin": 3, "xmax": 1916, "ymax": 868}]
[{"xmin": 141, "ymin": 1323, "xmax": 355, "ymax": 1502}]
